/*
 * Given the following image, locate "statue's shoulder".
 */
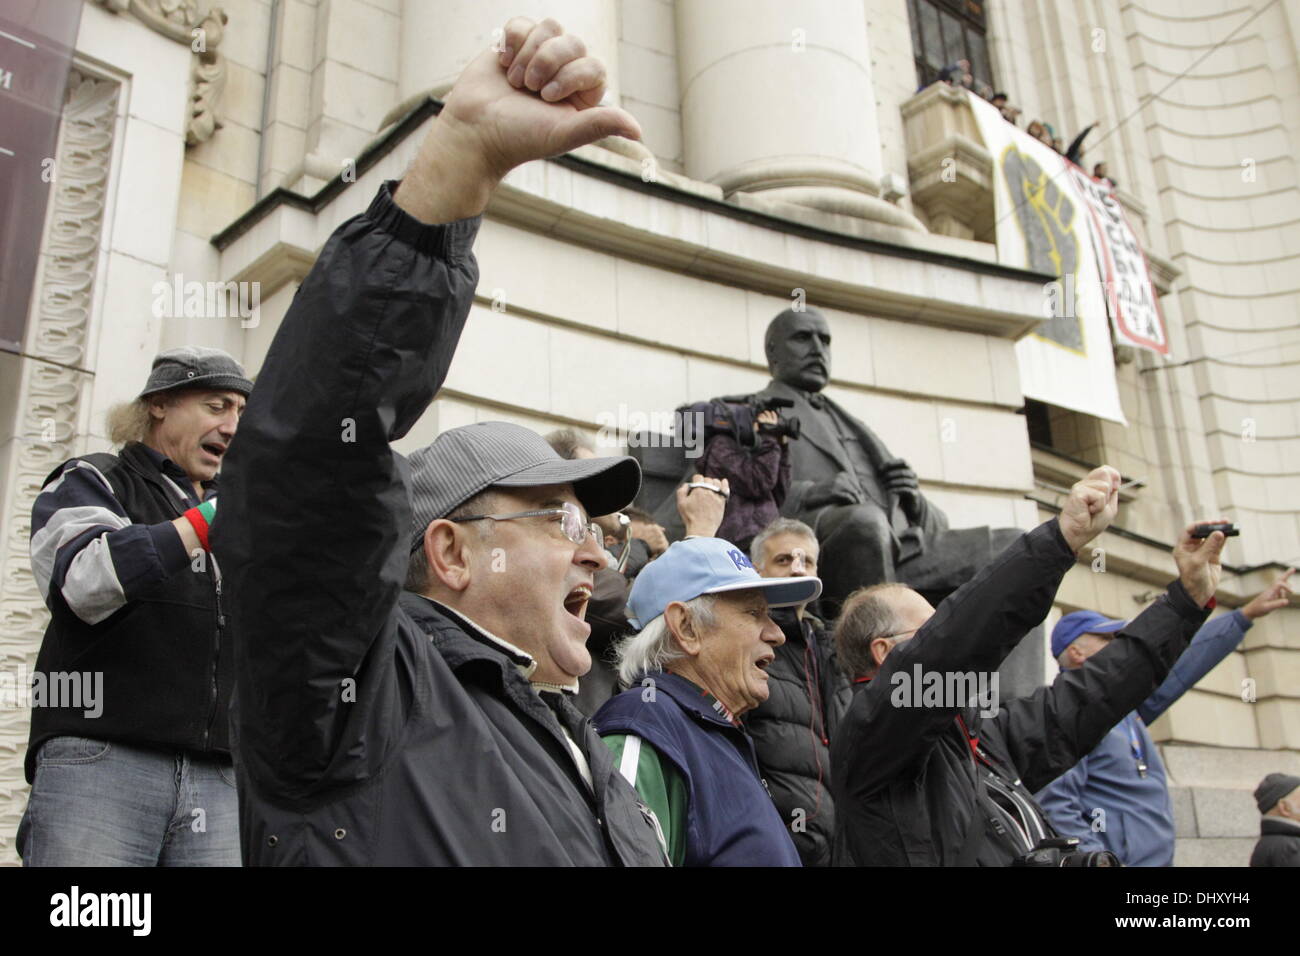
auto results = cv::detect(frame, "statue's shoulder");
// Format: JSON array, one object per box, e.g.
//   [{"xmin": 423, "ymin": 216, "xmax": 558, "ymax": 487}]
[{"xmin": 756, "ymin": 380, "xmax": 796, "ymax": 401}]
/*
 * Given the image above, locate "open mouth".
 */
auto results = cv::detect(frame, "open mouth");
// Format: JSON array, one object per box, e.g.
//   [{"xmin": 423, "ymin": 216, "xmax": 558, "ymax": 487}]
[
  {"xmin": 201, "ymin": 442, "xmax": 226, "ymax": 460},
  {"xmin": 563, "ymin": 583, "xmax": 592, "ymax": 623},
  {"xmin": 755, "ymin": 655, "xmax": 774, "ymax": 674}
]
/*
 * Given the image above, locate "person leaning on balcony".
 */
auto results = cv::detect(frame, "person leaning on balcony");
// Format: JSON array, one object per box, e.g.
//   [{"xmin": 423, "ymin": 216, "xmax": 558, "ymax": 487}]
[
  {"xmin": 1037, "ymin": 568, "xmax": 1293, "ymax": 866},
  {"xmin": 18, "ymin": 347, "xmax": 251, "ymax": 866},
  {"xmin": 830, "ymin": 467, "xmax": 1227, "ymax": 866}
]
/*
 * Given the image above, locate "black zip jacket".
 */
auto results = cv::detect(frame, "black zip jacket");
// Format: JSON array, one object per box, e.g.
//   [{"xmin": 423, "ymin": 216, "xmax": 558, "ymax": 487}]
[
  {"xmin": 26, "ymin": 442, "xmax": 229, "ymax": 780},
  {"xmin": 1250, "ymin": 818, "xmax": 1300, "ymax": 867},
  {"xmin": 831, "ymin": 519, "xmax": 1210, "ymax": 866},
  {"xmin": 745, "ymin": 610, "xmax": 852, "ymax": 866},
  {"xmin": 211, "ymin": 181, "xmax": 665, "ymax": 866}
]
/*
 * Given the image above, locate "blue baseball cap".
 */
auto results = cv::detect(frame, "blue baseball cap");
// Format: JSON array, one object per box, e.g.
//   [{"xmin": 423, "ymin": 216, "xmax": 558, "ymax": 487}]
[
  {"xmin": 626, "ymin": 537, "xmax": 822, "ymax": 630},
  {"xmin": 1052, "ymin": 610, "xmax": 1127, "ymax": 658}
]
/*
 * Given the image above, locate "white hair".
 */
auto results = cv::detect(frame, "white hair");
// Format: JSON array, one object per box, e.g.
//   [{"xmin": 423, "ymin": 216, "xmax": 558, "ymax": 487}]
[{"xmin": 615, "ymin": 594, "xmax": 716, "ymax": 688}]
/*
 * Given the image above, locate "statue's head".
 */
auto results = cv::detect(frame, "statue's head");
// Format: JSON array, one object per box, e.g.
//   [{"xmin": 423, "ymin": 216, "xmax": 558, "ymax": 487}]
[{"xmin": 765, "ymin": 308, "xmax": 832, "ymax": 393}]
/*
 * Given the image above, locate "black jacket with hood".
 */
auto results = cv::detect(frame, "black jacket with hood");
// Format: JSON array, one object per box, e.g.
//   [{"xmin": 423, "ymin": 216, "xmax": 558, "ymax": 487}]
[
  {"xmin": 212, "ymin": 181, "xmax": 665, "ymax": 866},
  {"xmin": 1250, "ymin": 818, "xmax": 1300, "ymax": 867}
]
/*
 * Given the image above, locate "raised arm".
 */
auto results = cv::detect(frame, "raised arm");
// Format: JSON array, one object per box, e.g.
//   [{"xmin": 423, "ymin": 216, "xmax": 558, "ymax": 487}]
[
  {"xmin": 1139, "ymin": 567, "xmax": 1290, "ymax": 723},
  {"xmin": 998, "ymin": 520, "xmax": 1224, "ymax": 792},
  {"xmin": 211, "ymin": 16, "xmax": 641, "ymax": 798},
  {"xmin": 835, "ymin": 467, "xmax": 1122, "ymax": 798},
  {"xmin": 1138, "ymin": 611, "xmax": 1248, "ymax": 724},
  {"xmin": 997, "ymin": 578, "xmax": 1209, "ymax": 793}
]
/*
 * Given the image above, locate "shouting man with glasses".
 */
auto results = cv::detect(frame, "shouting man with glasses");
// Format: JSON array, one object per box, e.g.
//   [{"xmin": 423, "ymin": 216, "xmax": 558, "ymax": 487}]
[{"xmin": 213, "ymin": 16, "xmax": 667, "ymax": 865}]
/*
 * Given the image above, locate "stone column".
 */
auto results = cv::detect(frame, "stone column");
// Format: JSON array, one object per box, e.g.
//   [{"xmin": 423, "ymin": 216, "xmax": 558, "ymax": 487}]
[
  {"xmin": 675, "ymin": 0, "xmax": 923, "ymax": 230},
  {"xmin": 400, "ymin": 0, "xmax": 620, "ymax": 106}
]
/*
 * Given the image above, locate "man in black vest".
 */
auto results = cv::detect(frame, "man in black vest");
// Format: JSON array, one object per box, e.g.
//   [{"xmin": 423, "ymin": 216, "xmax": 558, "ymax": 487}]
[{"xmin": 18, "ymin": 347, "xmax": 251, "ymax": 865}]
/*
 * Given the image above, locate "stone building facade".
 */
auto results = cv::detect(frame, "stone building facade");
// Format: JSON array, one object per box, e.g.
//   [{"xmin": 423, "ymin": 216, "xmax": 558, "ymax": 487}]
[{"xmin": 0, "ymin": 0, "xmax": 1296, "ymax": 864}]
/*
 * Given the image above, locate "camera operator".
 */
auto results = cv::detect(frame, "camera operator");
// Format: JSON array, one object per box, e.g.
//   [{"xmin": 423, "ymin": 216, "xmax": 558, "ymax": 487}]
[
  {"xmin": 696, "ymin": 402, "xmax": 793, "ymax": 552},
  {"xmin": 831, "ymin": 467, "xmax": 1225, "ymax": 866}
]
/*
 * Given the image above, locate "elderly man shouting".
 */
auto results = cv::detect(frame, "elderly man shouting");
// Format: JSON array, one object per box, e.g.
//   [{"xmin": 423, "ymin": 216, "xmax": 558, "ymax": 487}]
[
  {"xmin": 214, "ymin": 16, "xmax": 668, "ymax": 865},
  {"xmin": 593, "ymin": 539, "xmax": 821, "ymax": 866}
]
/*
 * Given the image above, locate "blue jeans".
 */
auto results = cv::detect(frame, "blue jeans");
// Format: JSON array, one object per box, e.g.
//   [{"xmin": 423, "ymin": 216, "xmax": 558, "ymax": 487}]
[{"xmin": 17, "ymin": 736, "xmax": 241, "ymax": 866}]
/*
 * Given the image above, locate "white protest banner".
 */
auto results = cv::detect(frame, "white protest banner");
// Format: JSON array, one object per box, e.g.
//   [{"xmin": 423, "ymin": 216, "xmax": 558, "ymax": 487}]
[
  {"xmin": 967, "ymin": 93, "xmax": 1127, "ymax": 424},
  {"xmin": 1066, "ymin": 166, "xmax": 1169, "ymax": 355}
]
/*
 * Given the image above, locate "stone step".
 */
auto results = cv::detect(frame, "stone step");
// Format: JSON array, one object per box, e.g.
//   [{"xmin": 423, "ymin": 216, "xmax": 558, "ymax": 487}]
[
  {"xmin": 1173, "ymin": 837, "xmax": 1257, "ymax": 868},
  {"xmin": 1160, "ymin": 744, "xmax": 1296, "ymax": 865},
  {"xmin": 1161, "ymin": 743, "xmax": 1300, "ymax": 789},
  {"xmin": 1170, "ymin": 785, "xmax": 1261, "ymax": 838}
]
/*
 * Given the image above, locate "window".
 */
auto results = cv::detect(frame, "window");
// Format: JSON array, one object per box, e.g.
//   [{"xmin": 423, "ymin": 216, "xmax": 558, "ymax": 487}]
[
  {"xmin": 1022, "ymin": 399, "xmax": 1054, "ymax": 448},
  {"xmin": 907, "ymin": 0, "xmax": 993, "ymax": 94},
  {"xmin": 1020, "ymin": 399, "xmax": 1102, "ymax": 460}
]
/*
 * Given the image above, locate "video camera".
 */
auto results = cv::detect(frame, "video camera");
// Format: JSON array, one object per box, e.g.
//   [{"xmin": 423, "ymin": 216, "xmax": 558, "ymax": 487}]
[
  {"xmin": 676, "ymin": 394, "xmax": 801, "ymax": 449},
  {"xmin": 1012, "ymin": 837, "xmax": 1120, "ymax": 867}
]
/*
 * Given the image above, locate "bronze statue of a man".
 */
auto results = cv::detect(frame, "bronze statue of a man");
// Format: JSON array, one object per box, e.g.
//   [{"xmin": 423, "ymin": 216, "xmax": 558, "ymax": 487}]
[{"xmin": 753, "ymin": 307, "xmax": 1016, "ymax": 612}]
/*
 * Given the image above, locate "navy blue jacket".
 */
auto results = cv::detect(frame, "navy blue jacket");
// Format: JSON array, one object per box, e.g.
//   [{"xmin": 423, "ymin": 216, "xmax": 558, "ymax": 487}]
[
  {"xmin": 595, "ymin": 671, "xmax": 801, "ymax": 866},
  {"xmin": 1036, "ymin": 610, "xmax": 1252, "ymax": 866}
]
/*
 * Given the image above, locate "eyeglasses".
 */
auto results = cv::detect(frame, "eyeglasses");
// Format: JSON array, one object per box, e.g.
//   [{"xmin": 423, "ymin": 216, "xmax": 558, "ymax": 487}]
[
  {"xmin": 877, "ymin": 627, "xmax": 919, "ymax": 642},
  {"xmin": 449, "ymin": 500, "xmax": 602, "ymax": 548}
]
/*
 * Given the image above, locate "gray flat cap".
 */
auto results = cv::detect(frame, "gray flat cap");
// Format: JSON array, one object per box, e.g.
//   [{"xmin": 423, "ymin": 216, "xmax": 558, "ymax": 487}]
[
  {"xmin": 407, "ymin": 421, "xmax": 640, "ymax": 552},
  {"xmin": 139, "ymin": 346, "xmax": 253, "ymax": 398}
]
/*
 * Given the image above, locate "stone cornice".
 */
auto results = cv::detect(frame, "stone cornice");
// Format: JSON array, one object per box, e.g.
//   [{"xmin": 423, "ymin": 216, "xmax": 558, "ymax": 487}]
[
  {"xmin": 93, "ymin": 0, "xmax": 228, "ymax": 146},
  {"xmin": 215, "ymin": 100, "xmax": 1053, "ymax": 341}
]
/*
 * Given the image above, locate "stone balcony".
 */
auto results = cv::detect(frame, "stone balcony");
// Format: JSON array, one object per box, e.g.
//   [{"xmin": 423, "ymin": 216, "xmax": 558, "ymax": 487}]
[
  {"xmin": 900, "ymin": 83, "xmax": 995, "ymax": 242},
  {"xmin": 899, "ymin": 83, "xmax": 1179, "ymax": 300}
]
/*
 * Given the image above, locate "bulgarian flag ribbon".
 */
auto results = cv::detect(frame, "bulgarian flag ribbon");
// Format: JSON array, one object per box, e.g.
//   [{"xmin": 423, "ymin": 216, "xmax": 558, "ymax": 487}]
[{"xmin": 184, "ymin": 498, "xmax": 218, "ymax": 552}]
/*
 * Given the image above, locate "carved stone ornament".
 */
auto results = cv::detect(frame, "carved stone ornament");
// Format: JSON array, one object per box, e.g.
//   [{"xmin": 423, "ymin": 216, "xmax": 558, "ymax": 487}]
[
  {"xmin": 0, "ymin": 70, "xmax": 120, "ymax": 860},
  {"xmin": 93, "ymin": 0, "xmax": 228, "ymax": 146}
]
